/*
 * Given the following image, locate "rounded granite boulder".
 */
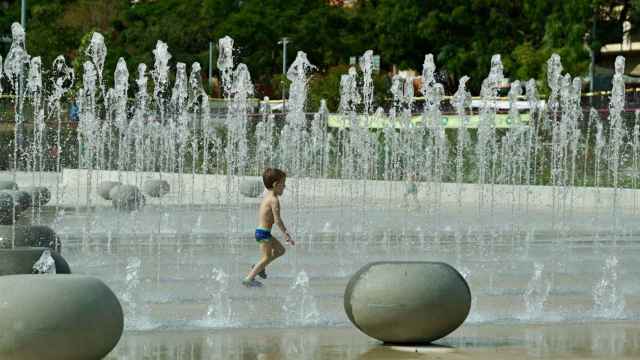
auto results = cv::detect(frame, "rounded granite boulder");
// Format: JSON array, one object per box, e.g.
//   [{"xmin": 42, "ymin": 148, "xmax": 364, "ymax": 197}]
[
  {"xmin": 21, "ymin": 186, "xmax": 51, "ymax": 207},
  {"xmin": 142, "ymin": 179, "xmax": 170, "ymax": 198},
  {"xmin": 239, "ymin": 179, "xmax": 264, "ymax": 198},
  {"xmin": 0, "ymin": 209, "xmax": 17, "ymax": 226},
  {"xmin": 0, "ymin": 191, "xmax": 31, "ymax": 225},
  {"xmin": 0, "ymin": 180, "xmax": 18, "ymax": 191},
  {"xmin": 27, "ymin": 225, "xmax": 61, "ymax": 251},
  {"xmin": 0, "ymin": 247, "xmax": 71, "ymax": 275},
  {"xmin": 0, "ymin": 225, "xmax": 62, "ymax": 252},
  {"xmin": 0, "ymin": 190, "xmax": 31, "ymax": 213},
  {"xmin": 111, "ymin": 185, "xmax": 145, "ymax": 211},
  {"xmin": 0, "ymin": 274, "xmax": 123, "ymax": 360},
  {"xmin": 344, "ymin": 261, "xmax": 471, "ymax": 344},
  {"xmin": 97, "ymin": 181, "xmax": 122, "ymax": 200},
  {"xmin": 108, "ymin": 184, "xmax": 123, "ymax": 200}
]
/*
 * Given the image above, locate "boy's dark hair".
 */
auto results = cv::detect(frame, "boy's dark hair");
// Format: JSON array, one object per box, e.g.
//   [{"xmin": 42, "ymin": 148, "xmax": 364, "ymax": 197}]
[{"xmin": 262, "ymin": 168, "xmax": 286, "ymax": 189}]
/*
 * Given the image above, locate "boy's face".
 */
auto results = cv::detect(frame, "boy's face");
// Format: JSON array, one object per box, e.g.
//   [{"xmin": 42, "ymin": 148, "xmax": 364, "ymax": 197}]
[{"xmin": 274, "ymin": 178, "xmax": 286, "ymax": 195}]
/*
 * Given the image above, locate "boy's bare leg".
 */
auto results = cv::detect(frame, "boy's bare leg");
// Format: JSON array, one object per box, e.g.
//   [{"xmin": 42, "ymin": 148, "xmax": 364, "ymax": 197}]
[
  {"xmin": 247, "ymin": 237, "xmax": 286, "ymax": 279},
  {"xmin": 247, "ymin": 241, "xmax": 273, "ymax": 280},
  {"xmin": 270, "ymin": 237, "xmax": 286, "ymax": 259}
]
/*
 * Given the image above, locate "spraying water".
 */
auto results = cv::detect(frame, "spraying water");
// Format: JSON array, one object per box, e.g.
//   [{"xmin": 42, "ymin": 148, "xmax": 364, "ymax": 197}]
[
  {"xmin": 283, "ymin": 271, "xmax": 320, "ymax": 326},
  {"xmin": 592, "ymin": 256, "xmax": 625, "ymax": 319},
  {"xmin": 523, "ymin": 263, "xmax": 552, "ymax": 319},
  {"xmin": 1, "ymin": 24, "xmax": 639, "ymax": 334}
]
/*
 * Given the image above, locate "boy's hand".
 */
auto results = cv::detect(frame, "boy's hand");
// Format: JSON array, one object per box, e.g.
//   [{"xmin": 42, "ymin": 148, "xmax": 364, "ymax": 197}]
[{"xmin": 285, "ymin": 233, "xmax": 295, "ymax": 245}]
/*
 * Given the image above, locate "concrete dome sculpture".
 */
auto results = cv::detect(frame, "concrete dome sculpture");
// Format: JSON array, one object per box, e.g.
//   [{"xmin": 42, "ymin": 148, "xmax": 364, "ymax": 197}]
[
  {"xmin": 0, "ymin": 190, "xmax": 32, "ymax": 225},
  {"xmin": 0, "ymin": 247, "xmax": 71, "ymax": 275},
  {"xmin": 344, "ymin": 261, "xmax": 471, "ymax": 344},
  {"xmin": 0, "ymin": 225, "xmax": 62, "ymax": 252},
  {"xmin": 11, "ymin": 191, "xmax": 32, "ymax": 213},
  {"xmin": 97, "ymin": 181, "xmax": 122, "ymax": 200},
  {"xmin": 108, "ymin": 184, "xmax": 123, "ymax": 200},
  {"xmin": 0, "ymin": 274, "xmax": 123, "ymax": 359},
  {"xmin": 0, "ymin": 190, "xmax": 32, "ymax": 213},
  {"xmin": 25, "ymin": 225, "xmax": 61, "ymax": 251},
  {"xmin": 239, "ymin": 179, "xmax": 264, "ymax": 198},
  {"xmin": 21, "ymin": 186, "xmax": 51, "ymax": 207},
  {"xmin": 142, "ymin": 179, "xmax": 171, "ymax": 198},
  {"xmin": 111, "ymin": 185, "xmax": 145, "ymax": 211}
]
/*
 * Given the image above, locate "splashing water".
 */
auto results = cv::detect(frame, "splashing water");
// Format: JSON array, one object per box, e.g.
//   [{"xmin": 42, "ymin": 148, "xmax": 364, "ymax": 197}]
[
  {"xmin": 217, "ymin": 36, "xmax": 234, "ymax": 98},
  {"xmin": 283, "ymin": 271, "xmax": 320, "ymax": 326},
  {"xmin": 287, "ymin": 51, "xmax": 315, "ymax": 117},
  {"xmin": 475, "ymin": 54, "xmax": 503, "ymax": 199},
  {"xmin": 339, "ymin": 67, "xmax": 360, "ymax": 116},
  {"xmin": 189, "ymin": 62, "xmax": 206, "ymax": 106},
  {"xmin": 49, "ymin": 55, "xmax": 75, "ymax": 107},
  {"xmin": 204, "ymin": 268, "xmax": 237, "ymax": 327},
  {"xmin": 86, "ymin": 32, "xmax": 107, "ymax": 88},
  {"xmin": 113, "ymin": 58, "xmax": 129, "ymax": 133},
  {"xmin": 507, "ymin": 80, "xmax": 522, "ymax": 124},
  {"xmin": 592, "ymin": 256, "xmax": 625, "ymax": 318},
  {"xmin": 32, "ymin": 250, "xmax": 56, "ymax": 274},
  {"xmin": 421, "ymin": 54, "xmax": 445, "ymax": 127},
  {"xmin": 2, "ymin": 24, "xmax": 640, "ymax": 333},
  {"xmin": 547, "ymin": 53, "xmax": 563, "ymax": 115},
  {"xmin": 26, "ymin": 56, "xmax": 42, "ymax": 94},
  {"xmin": 152, "ymin": 40, "xmax": 172, "ymax": 107},
  {"xmin": 359, "ymin": 50, "xmax": 374, "ymax": 114},
  {"xmin": 121, "ymin": 257, "xmax": 142, "ymax": 327},
  {"xmin": 525, "ymin": 79, "xmax": 538, "ymax": 111},
  {"xmin": 453, "ymin": 75, "xmax": 471, "ymax": 190},
  {"xmin": 523, "ymin": 262, "xmax": 551, "ymax": 318},
  {"xmin": 609, "ymin": 56, "xmax": 626, "ymax": 201},
  {"xmin": 4, "ymin": 22, "xmax": 29, "ymax": 87},
  {"xmin": 452, "ymin": 76, "xmax": 471, "ymax": 118},
  {"xmin": 172, "ymin": 62, "xmax": 189, "ymax": 112},
  {"xmin": 114, "ymin": 58, "xmax": 129, "ymax": 96}
]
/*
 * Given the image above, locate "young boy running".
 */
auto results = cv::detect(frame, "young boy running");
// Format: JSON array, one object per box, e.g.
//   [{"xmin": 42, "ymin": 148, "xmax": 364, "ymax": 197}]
[{"xmin": 243, "ymin": 168, "xmax": 295, "ymax": 287}]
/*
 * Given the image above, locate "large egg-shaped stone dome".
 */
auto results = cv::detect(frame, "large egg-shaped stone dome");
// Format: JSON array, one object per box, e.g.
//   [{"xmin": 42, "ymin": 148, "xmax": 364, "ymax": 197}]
[
  {"xmin": 344, "ymin": 261, "xmax": 471, "ymax": 344},
  {"xmin": 0, "ymin": 275, "xmax": 123, "ymax": 359}
]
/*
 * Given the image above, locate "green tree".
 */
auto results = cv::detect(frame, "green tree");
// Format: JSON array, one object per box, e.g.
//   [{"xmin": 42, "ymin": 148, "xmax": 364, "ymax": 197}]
[{"xmin": 0, "ymin": 0, "xmax": 635, "ymax": 98}]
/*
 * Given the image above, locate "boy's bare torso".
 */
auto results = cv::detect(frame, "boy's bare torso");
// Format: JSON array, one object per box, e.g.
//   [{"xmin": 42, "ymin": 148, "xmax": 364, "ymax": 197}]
[{"xmin": 258, "ymin": 192, "xmax": 278, "ymax": 229}]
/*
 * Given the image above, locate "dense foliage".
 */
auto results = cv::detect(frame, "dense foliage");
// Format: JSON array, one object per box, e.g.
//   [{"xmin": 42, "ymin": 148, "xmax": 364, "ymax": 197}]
[{"xmin": 0, "ymin": 0, "xmax": 637, "ymax": 110}]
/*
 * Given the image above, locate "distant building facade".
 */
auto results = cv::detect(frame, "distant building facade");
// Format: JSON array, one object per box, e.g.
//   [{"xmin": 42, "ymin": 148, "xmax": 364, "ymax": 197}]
[{"xmin": 327, "ymin": 0, "xmax": 357, "ymax": 7}]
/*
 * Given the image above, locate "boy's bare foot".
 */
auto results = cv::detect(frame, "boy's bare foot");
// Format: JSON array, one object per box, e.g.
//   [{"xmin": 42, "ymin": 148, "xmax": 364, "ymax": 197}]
[
  {"xmin": 242, "ymin": 278, "xmax": 263, "ymax": 288},
  {"xmin": 252, "ymin": 264, "xmax": 267, "ymax": 279}
]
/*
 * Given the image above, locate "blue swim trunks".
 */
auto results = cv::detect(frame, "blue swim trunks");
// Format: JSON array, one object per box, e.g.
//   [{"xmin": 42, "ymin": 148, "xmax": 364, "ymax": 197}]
[{"xmin": 255, "ymin": 227, "xmax": 272, "ymax": 243}]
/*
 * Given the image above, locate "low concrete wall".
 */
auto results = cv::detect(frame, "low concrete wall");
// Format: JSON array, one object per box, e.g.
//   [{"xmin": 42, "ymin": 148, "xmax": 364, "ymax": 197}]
[{"xmin": 1, "ymin": 169, "xmax": 639, "ymax": 211}]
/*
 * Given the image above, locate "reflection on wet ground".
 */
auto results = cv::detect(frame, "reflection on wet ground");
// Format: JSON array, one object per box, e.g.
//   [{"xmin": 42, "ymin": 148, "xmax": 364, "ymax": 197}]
[{"xmin": 107, "ymin": 321, "xmax": 640, "ymax": 359}]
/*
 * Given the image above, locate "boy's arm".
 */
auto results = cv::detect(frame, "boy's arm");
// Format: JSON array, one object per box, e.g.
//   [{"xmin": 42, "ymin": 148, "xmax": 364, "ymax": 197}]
[{"xmin": 272, "ymin": 197, "xmax": 294, "ymax": 244}]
